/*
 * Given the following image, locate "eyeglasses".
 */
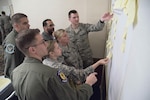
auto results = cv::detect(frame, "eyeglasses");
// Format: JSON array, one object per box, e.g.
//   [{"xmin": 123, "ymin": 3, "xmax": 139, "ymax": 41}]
[
  {"xmin": 25, "ymin": 40, "xmax": 46, "ymax": 49},
  {"xmin": 33, "ymin": 40, "xmax": 46, "ymax": 47}
]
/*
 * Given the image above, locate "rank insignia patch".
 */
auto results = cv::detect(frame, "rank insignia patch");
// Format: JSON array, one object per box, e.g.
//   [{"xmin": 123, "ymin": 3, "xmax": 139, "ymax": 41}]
[
  {"xmin": 57, "ymin": 70, "xmax": 67, "ymax": 82},
  {"xmin": 5, "ymin": 44, "xmax": 15, "ymax": 54}
]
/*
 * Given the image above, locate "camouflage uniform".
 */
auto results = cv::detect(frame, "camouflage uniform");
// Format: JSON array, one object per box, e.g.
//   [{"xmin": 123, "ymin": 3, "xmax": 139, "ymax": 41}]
[
  {"xmin": 43, "ymin": 57, "xmax": 94, "ymax": 84},
  {"xmin": 59, "ymin": 42, "xmax": 83, "ymax": 69},
  {"xmin": 2, "ymin": 29, "xmax": 25, "ymax": 78},
  {"xmin": 0, "ymin": 16, "xmax": 4, "ymax": 42},
  {"xmin": 11, "ymin": 57, "xmax": 93, "ymax": 100},
  {"xmin": 42, "ymin": 31, "xmax": 55, "ymax": 41},
  {"xmin": 0, "ymin": 15, "xmax": 12, "ymax": 38},
  {"xmin": 66, "ymin": 20, "xmax": 105, "ymax": 68}
]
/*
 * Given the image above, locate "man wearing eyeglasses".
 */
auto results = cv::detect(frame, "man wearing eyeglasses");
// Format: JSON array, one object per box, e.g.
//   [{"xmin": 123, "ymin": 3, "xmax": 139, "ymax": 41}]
[
  {"xmin": 42, "ymin": 19, "xmax": 55, "ymax": 41},
  {"xmin": 2, "ymin": 13, "xmax": 30, "ymax": 78}
]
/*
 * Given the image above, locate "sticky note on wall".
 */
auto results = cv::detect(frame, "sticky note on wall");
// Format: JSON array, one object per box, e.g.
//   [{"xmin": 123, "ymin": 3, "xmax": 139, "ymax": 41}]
[{"xmin": 107, "ymin": 51, "xmax": 113, "ymax": 59}]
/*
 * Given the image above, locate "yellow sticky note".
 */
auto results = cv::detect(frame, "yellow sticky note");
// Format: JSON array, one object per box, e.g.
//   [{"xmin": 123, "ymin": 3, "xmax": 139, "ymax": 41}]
[
  {"xmin": 107, "ymin": 41, "xmax": 113, "ymax": 49},
  {"xmin": 121, "ymin": 41, "xmax": 126, "ymax": 53},
  {"xmin": 107, "ymin": 52, "xmax": 112, "ymax": 59},
  {"xmin": 113, "ymin": 33, "xmax": 116, "ymax": 40},
  {"xmin": 108, "ymin": 20, "xmax": 113, "ymax": 26},
  {"xmin": 106, "ymin": 41, "xmax": 111, "ymax": 49},
  {"xmin": 114, "ymin": 0, "xmax": 123, "ymax": 9},
  {"xmin": 121, "ymin": 0, "xmax": 128, "ymax": 8},
  {"xmin": 123, "ymin": 8, "xmax": 128, "ymax": 15},
  {"xmin": 125, "ymin": 0, "xmax": 138, "ymax": 26},
  {"xmin": 122, "ymin": 32, "xmax": 127, "ymax": 40},
  {"xmin": 109, "ymin": 43, "xmax": 113, "ymax": 49}
]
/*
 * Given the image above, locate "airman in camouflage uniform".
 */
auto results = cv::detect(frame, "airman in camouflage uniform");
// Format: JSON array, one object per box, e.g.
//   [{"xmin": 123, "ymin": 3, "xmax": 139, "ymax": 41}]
[
  {"xmin": 43, "ymin": 57, "xmax": 94, "ymax": 84},
  {"xmin": 54, "ymin": 29, "xmax": 83, "ymax": 69},
  {"xmin": 66, "ymin": 22, "xmax": 105, "ymax": 68},
  {"xmin": 0, "ymin": 11, "xmax": 12, "ymax": 39},
  {"xmin": 66, "ymin": 10, "xmax": 113, "ymax": 68},
  {"xmin": 43, "ymin": 40, "xmax": 108, "ymax": 85},
  {"xmin": 59, "ymin": 42, "xmax": 83, "ymax": 69}
]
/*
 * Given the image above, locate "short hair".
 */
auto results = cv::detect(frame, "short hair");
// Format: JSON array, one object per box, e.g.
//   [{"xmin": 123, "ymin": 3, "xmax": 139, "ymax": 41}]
[
  {"xmin": 1, "ymin": 11, "xmax": 5, "ymax": 15},
  {"xmin": 11, "ymin": 13, "xmax": 27, "ymax": 25},
  {"xmin": 42, "ymin": 19, "xmax": 52, "ymax": 27},
  {"xmin": 15, "ymin": 29, "xmax": 40, "ymax": 55},
  {"xmin": 68, "ymin": 10, "xmax": 78, "ymax": 18},
  {"xmin": 53, "ymin": 29, "xmax": 65, "ymax": 41},
  {"xmin": 47, "ymin": 40, "xmax": 57, "ymax": 53}
]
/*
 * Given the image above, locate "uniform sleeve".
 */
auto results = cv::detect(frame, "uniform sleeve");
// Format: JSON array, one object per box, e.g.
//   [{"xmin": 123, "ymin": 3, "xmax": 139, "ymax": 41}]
[
  {"xmin": 3, "ymin": 42, "xmax": 16, "ymax": 78},
  {"xmin": 0, "ymin": 18, "xmax": 4, "ymax": 26},
  {"xmin": 85, "ymin": 20, "xmax": 105, "ymax": 32},
  {"xmin": 47, "ymin": 74, "xmax": 93, "ymax": 100},
  {"xmin": 3, "ymin": 42, "xmax": 24, "ymax": 78},
  {"xmin": 57, "ymin": 63, "xmax": 94, "ymax": 83}
]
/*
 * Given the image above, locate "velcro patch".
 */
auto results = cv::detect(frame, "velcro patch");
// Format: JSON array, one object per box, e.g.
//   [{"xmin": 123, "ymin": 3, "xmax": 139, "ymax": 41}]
[
  {"xmin": 5, "ymin": 44, "xmax": 15, "ymax": 54},
  {"xmin": 57, "ymin": 70, "xmax": 67, "ymax": 83}
]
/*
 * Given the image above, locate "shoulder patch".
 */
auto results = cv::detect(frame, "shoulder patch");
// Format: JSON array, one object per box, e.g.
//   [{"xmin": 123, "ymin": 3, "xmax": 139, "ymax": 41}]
[
  {"xmin": 5, "ymin": 44, "xmax": 15, "ymax": 54},
  {"xmin": 57, "ymin": 70, "xmax": 68, "ymax": 83}
]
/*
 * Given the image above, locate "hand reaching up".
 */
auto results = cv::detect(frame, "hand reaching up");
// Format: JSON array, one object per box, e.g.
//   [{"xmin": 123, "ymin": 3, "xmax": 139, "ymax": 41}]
[
  {"xmin": 91, "ymin": 58, "xmax": 109, "ymax": 69},
  {"xmin": 100, "ymin": 12, "xmax": 113, "ymax": 22},
  {"xmin": 99, "ymin": 57, "xmax": 109, "ymax": 65}
]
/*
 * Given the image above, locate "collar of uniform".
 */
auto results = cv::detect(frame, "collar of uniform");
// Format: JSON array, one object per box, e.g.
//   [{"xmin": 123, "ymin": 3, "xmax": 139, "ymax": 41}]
[
  {"xmin": 42, "ymin": 31, "xmax": 54, "ymax": 41},
  {"xmin": 47, "ymin": 57, "xmax": 58, "ymax": 63},
  {"xmin": 70, "ymin": 23, "xmax": 82, "ymax": 32},
  {"xmin": 13, "ymin": 29, "xmax": 19, "ymax": 37},
  {"xmin": 24, "ymin": 57, "xmax": 42, "ymax": 63}
]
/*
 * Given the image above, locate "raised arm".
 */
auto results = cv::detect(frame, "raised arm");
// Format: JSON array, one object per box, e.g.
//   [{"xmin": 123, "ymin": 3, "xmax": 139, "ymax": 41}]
[{"xmin": 91, "ymin": 58, "xmax": 109, "ymax": 69}]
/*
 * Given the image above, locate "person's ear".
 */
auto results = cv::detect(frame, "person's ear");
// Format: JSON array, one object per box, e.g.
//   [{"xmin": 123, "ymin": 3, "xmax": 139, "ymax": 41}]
[
  {"xmin": 49, "ymin": 51, "xmax": 54, "ymax": 56},
  {"xmin": 57, "ymin": 38, "xmax": 61, "ymax": 43},
  {"xmin": 43, "ymin": 26, "xmax": 47, "ymax": 30},
  {"xmin": 28, "ymin": 47, "xmax": 36, "ymax": 54},
  {"xmin": 68, "ymin": 17, "xmax": 71, "ymax": 21},
  {"xmin": 13, "ymin": 23, "xmax": 18, "ymax": 28}
]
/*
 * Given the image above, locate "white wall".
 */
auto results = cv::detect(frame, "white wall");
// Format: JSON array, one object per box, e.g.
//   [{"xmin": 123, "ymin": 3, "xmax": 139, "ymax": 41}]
[
  {"xmin": 121, "ymin": 0, "xmax": 150, "ymax": 100},
  {"xmin": 0, "ymin": 0, "xmax": 12, "ymax": 16},
  {"xmin": 106, "ymin": 0, "xmax": 150, "ymax": 100},
  {"xmin": 10, "ymin": 0, "xmax": 110, "ymax": 58},
  {"xmin": 87, "ymin": 0, "xmax": 110, "ymax": 58}
]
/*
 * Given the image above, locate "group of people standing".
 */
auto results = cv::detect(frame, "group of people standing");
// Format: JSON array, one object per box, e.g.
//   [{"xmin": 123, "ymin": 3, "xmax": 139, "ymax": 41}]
[{"xmin": 2, "ymin": 10, "xmax": 113, "ymax": 100}]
